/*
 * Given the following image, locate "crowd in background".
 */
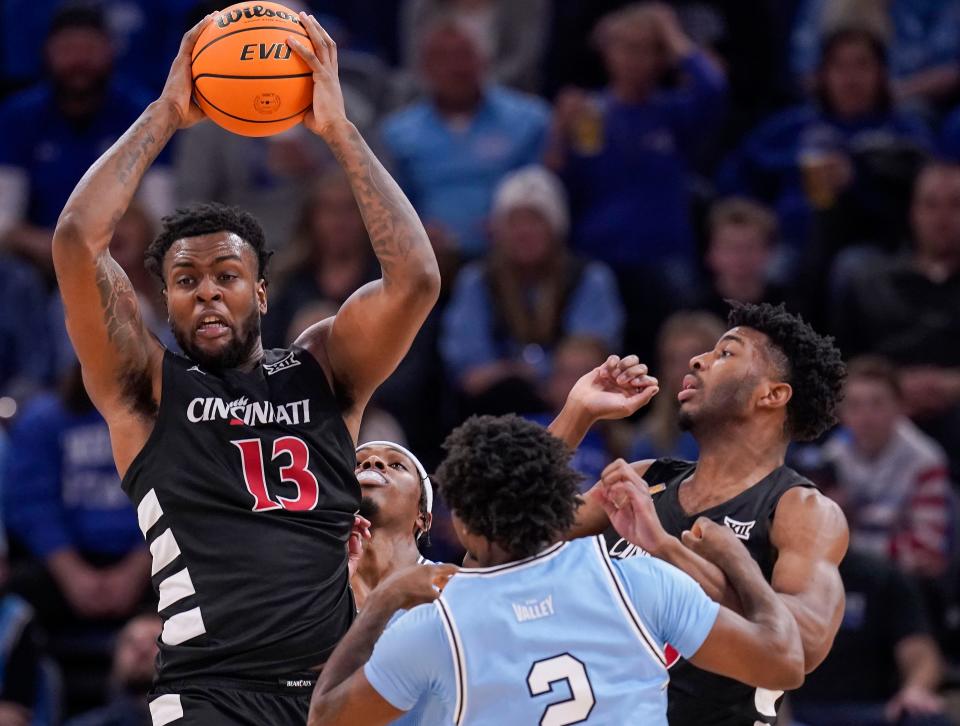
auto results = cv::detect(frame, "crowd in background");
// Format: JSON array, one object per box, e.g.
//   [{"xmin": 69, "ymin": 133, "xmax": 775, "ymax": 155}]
[{"xmin": 1, "ymin": 0, "xmax": 959, "ymax": 724}]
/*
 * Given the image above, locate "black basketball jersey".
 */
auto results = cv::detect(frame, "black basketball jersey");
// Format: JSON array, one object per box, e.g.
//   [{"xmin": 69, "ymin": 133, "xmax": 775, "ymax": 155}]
[
  {"xmin": 121, "ymin": 347, "xmax": 360, "ymax": 683},
  {"xmin": 603, "ymin": 458, "xmax": 816, "ymax": 726}
]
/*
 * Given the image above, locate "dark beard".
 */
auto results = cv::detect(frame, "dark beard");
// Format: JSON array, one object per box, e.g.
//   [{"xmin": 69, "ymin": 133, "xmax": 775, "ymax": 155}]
[
  {"xmin": 677, "ymin": 375, "xmax": 757, "ymax": 435},
  {"xmin": 358, "ymin": 496, "xmax": 380, "ymax": 522},
  {"xmin": 173, "ymin": 310, "xmax": 262, "ymax": 373}
]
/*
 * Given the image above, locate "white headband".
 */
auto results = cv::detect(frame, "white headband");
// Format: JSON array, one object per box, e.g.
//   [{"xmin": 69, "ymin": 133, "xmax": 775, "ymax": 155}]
[{"xmin": 355, "ymin": 441, "xmax": 433, "ymax": 514}]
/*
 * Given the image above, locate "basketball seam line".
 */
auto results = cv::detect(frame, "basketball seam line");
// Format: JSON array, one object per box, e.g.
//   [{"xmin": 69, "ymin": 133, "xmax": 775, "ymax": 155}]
[
  {"xmin": 194, "ymin": 73, "xmax": 312, "ymax": 80},
  {"xmin": 192, "ymin": 25, "xmax": 310, "ymax": 64},
  {"xmin": 194, "ymin": 84, "xmax": 311, "ymax": 124}
]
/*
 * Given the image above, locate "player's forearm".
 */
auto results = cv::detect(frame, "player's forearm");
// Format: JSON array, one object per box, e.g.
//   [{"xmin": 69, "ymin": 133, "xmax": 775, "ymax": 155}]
[
  {"xmin": 548, "ymin": 401, "xmax": 596, "ymax": 449},
  {"xmin": 314, "ymin": 590, "xmax": 399, "ymax": 696},
  {"xmin": 777, "ymin": 591, "xmax": 841, "ymax": 672},
  {"xmin": 657, "ymin": 536, "xmax": 741, "ymax": 611},
  {"xmin": 322, "ymin": 119, "xmax": 439, "ymax": 293},
  {"xmin": 55, "ymin": 100, "xmax": 178, "ymax": 251},
  {"xmin": 717, "ymin": 551, "xmax": 803, "ymax": 680}
]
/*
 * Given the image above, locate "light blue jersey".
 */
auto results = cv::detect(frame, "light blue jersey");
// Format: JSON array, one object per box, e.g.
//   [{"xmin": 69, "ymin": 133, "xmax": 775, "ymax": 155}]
[
  {"xmin": 384, "ymin": 557, "xmax": 452, "ymax": 726},
  {"xmin": 365, "ymin": 536, "xmax": 719, "ymax": 725}
]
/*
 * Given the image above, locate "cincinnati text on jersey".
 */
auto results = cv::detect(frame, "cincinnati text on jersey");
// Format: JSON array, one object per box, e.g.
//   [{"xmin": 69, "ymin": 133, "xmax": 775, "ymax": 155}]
[{"xmin": 186, "ymin": 395, "xmax": 312, "ymax": 426}]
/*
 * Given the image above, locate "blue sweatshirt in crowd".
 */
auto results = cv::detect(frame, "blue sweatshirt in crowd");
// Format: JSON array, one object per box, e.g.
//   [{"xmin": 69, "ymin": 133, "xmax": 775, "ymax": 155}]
[{"xmin": 2, "ymin": 394, "xmax": 142, "ymax": 561}]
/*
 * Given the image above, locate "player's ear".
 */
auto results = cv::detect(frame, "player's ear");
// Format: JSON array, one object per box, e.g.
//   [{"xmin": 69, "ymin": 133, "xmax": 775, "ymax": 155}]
[
  {"xmin": 257, "ymin": 278, "xmax": 268, "ymax": 314},
  {"xmin": 759, "ymin": 380, "xmax": 792, "ymax": 412}
]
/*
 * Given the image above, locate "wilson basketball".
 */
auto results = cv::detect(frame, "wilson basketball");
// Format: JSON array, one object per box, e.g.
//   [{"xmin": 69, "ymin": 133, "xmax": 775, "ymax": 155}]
[{"xmin": 191, "ymin": 2, "xmax": 313, "ymax": 137}]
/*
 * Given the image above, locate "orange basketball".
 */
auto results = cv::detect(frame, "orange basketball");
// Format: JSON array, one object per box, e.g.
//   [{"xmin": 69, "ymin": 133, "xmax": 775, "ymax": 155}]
[{"xmin": 191, "ymin": 2, "xmax": 313, "ymax": 137}]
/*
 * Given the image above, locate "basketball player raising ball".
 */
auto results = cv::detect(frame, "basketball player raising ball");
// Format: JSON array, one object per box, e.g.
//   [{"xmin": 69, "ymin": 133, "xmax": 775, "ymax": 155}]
[
  {"xmin": 551, "ymin": 302, "xmax": 850, "ymax": 726},
  {"xmin": 52, "ymin": 12, "xmax": 439, "ymax": 726}
]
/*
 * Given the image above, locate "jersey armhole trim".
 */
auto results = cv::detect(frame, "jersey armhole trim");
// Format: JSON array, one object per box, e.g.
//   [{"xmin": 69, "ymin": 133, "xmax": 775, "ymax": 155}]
[
  {"xmin": 119, "ymin": 348, "xmax": 175, "ymax": 494},
  {"xmin": 435, "ymin": 597, "xmax": 467, "ymax": 726},
  {"xmin": 592, "ymin": 536, "xmax": 667, "ymax": 667}
]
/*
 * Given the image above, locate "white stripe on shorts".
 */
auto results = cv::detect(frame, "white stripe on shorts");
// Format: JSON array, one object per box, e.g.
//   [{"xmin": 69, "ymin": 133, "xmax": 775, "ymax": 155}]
[{"xmin": 149, "ymin": 694, "xmax": 183, "ymax": 725}]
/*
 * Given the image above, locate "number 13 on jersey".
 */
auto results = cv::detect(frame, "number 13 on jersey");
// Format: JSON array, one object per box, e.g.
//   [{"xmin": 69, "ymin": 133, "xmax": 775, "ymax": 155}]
[{"xmin": 232, "ymin": 437, "xmax": 320, "ymax": 512}]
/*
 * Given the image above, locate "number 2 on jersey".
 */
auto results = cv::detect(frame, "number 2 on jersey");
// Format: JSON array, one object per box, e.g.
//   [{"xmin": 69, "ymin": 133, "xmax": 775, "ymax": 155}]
[
  {"xmin": 527, "ymin": 653, "xmax": 595, "ymax": 726},
  {"xmin": 232, "ymin": 437, "xmax": 320, "ymax": 512}
]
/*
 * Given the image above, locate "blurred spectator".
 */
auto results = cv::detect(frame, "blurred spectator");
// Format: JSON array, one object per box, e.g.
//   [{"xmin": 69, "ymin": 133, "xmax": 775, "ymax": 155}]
[
  {"xmin": 0, "ymin": 3, "xmax": 170, "ymax": 274},
  {"xmin": 938, "ymin": 101, "xmax": 960, "ymax": 162},
  {"xmin": 174, "ymin": 123, "xmax": 331, "ymax": 256},
  {"xmin": 0, "ymin": 254, "xmax": 56, "ymax": 403},
  {"xmin": 1, "ymin": 0, "xmax": 194, "ymax": 97},
  {"xmin": 546, "ymin": 2, "xmax": 726, "ymax": 273},
  {"xmin": 719, "ymin": 26, "xmax": 930, "ymax": 252},
  {"xmin": 441, "ymin": 166, "xmax": 623, "ymax": 415},
  {"xmin": 692, "ymin": 197, "xmax": 790, "ymax": 318},
  {"xmin": 50, "ymin": 203, "xmax": 173, "ymax": 374},
  {"xmin": 791, "ymin": 550, "xmax": 950, "ymax": 726},
  {"xmin": 830, "ymin": 161, "xmax": 960, "ymax": 478},
  {"xmin": 380, "ymin": 16, "xmax": 550, "ymax": 257},
  {"xmin": 0, "ymin": 453, "xmax": 58, "ymax": 726},
  {"xmin": 4, "ymin": 364, "xmax": 150, "ymax": 626},
  {"xmin": 65, "ymin": 614, "xmax": 161, "ymax": 726},
  {"xmin": 527, "ymin": 336, "xmax": 614, "ymax": 486},
  {"xmin": 628, "ymin": 311, "xmax": 724, "ymax": 462},
  {"xmin": 263, "ymin": 170, "xmax": 378, "ymax": 348},
  {"xmin": 822, "ymin": 357, "xmax": 952, "ymax": 580},
  {"xmin": 400, "ymin": 0, "xmax": 550, "ymax": 93},
  {"xmin": 791, "ymin": 0, "xmax": 960, "ymax": 110}
]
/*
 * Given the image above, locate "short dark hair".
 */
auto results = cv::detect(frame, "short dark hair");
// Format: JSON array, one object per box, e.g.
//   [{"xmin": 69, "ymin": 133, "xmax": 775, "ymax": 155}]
[
  {"xmin": 48, "ymin": 1, "xmax": 109, "ymax": 38},
  {"xmin": 728, "ymin": 302, "xmax": 846, "ymax": 441},
  {"xmin": 144, "ymin": 203, "xmax": 272, "ymax": 284},
  {"xmin": 435, "ymin": 415, "xmax": 582, "ymax": 559},
  {"xmin": 845, "ymin": 355, "xmax": 901, "ymax": 399}
]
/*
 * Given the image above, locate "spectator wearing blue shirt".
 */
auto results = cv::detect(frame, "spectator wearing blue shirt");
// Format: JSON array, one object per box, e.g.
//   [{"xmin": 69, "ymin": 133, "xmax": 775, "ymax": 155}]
[
  {"xmin": 719, "ymin": 27, "xmax": 931, "ymax": 253},
  {"xmin": 791, "ymin": 0, "xmax": 960, "ymax": 110},
  {"xmin": 628, "ymin": 311, "xmax": 724, "ymax": 464},
  {"xmin": 441, "ymin": 166, "xmax": 624, "ymax": 417},
  {"xmin": 4, "ymin": 364, "xmax": 150, "ymax": 626},
  {"xmin": 545, "ymin": 3, "xmax": 727, "ymax": 273},
  {"xmin": 0, "ymin": 3, "xmax": 170, "ymax": 275},
  {"xmin": 0, "ymin": 254, "xmax": 55, "ymax": 402},
  {"xmin": 380, "ymin": 17, "xmax": 550, "ymax": 258}
]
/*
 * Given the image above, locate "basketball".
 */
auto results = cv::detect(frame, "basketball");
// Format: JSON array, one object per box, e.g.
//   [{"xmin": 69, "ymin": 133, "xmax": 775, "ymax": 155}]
[{"xmin": 191, "ymin": 2, "xmax": 313, "ymax": 137}]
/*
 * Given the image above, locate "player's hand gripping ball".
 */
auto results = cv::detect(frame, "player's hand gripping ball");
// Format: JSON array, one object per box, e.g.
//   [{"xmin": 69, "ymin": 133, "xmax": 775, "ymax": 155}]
[{"xmin": 191, "ymin": 2, "xmax": 313, "ymax": 136}]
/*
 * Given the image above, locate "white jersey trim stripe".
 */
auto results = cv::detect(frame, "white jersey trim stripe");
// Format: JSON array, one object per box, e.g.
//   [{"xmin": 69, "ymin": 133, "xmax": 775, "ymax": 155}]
[
  {"xmin": 592, "ymin": 536, "xmax": 667, "ymax": 666},
  {"xmin": 149, "ymin": 694, "xmax": 183, "ymax": 725},
  {"xmin": 435, "ymin": 597, "xmax": 467, "ymax": 726},
  {"xmin": 150, "ymin": 529, "xmax": 181, "ymax": 576},
  {"xmin": 450, "ymin": 542, "xmax": 567, "ymax": 578},
  {"xmin": 157, "ymin": 567, "xmax": 196, "ymax": 611},
  {"xmin": 137, "ymin": 489, "xmax": 163, "ymax": 537},
  {"xmin": 162, "ymin": 607, "xmax": 206, "ymax": 646}
]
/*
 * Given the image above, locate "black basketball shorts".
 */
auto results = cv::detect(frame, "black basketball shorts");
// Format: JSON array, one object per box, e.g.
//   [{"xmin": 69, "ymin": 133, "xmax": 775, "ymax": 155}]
[{"xmin": 148, "ymin": 675, "xmax": 316, "ymax": 726}]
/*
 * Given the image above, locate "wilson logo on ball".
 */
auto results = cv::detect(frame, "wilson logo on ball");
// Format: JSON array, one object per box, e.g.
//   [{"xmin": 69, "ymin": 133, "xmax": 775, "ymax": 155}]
[
  {"xmin": 240, "ymin": 43, "xmax": 292, "ymax": 61},
  {"xmin": 216, "ymin": 5, "xmax": 303, "ymax": 28}
]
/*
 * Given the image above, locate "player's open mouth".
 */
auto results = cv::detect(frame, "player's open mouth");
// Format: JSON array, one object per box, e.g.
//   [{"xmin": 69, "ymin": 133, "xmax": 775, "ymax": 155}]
[
  {"xmin": 196, "ymin": 315, "xmax": 231, "ymax": 339},
  {"xmin": 678, "ymin": 374, "xmax": 699, "ymax": 402},
  {"xmin": 356, "ymin": 470, "xmax": 388, "ymax": 486}
]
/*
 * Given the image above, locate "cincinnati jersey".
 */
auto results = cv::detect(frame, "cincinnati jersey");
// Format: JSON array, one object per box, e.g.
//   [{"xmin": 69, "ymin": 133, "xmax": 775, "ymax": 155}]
[
  {"xmin": 121, "ymin": 347, "xmax": 360, "ymax": 683},
  {"xmin": 603, "ymin": 458, "xmax": 816, "ymax": 726}
]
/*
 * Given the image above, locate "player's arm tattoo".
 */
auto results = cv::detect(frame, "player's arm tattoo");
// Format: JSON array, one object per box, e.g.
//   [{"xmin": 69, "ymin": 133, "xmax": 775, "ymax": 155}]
[
  {"xmin": 324, "ymin": 123, "xmax": 435, "ymax": 282},
  {"xmin": 94, "ymin": 256, "xmax": 149, "ymax": 358}
]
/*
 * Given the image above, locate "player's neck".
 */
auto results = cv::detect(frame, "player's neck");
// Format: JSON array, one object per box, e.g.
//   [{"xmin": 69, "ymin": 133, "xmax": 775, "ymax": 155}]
[
  {"xmin": 687, "ymin": 427, "xmax": 788, "ymax": 504},
  {"xmin": 354, "ymin": 528, "xmax": 421, "ymax": 607}
]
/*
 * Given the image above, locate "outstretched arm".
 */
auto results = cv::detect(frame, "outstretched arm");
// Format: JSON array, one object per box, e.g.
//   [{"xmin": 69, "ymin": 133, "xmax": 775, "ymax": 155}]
[
  {"xmin": 289, "ymin": 15, "xmax": 440, "ymax": 436},
  {"xmin": 52, "ymin": 17, "xmax": 209, "ymax": 471}
]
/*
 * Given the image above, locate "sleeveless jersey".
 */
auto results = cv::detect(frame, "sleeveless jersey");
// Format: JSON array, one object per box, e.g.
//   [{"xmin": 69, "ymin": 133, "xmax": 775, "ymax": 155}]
[
  {"xmin": 121, "ymin": 347, "xmax": 360, "ymax": 683},
  {"xmin": 603, "ymin": 458, "xmax": 816, "ymax": 726},
  {"xmin": 437, "ymin": 537, "xmax": 690, "ymax": 725}
]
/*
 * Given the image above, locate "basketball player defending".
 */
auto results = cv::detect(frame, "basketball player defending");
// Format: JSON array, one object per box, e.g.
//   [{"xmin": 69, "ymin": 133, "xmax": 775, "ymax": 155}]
[
  {"xmin": 552, "ymin": 302, "xmax": 849, "ymax": 726},
  {"xmin": 52, "ymin": 13, "xmax": 439, "ymax": 726},
  {"xmin": 307, "ymin": 414, "xmax": 806, "ymax": 725}
]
